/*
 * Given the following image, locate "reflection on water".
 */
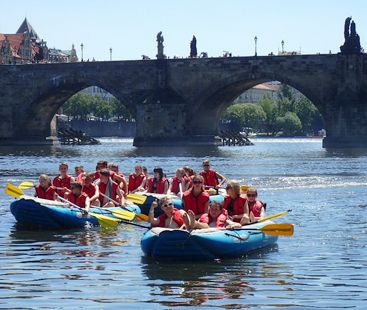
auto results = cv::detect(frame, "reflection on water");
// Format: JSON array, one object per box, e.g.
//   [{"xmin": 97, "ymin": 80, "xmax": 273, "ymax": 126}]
[{"xmin": 0, "ymin": 138, "xmax": 367, "ymax": 308}]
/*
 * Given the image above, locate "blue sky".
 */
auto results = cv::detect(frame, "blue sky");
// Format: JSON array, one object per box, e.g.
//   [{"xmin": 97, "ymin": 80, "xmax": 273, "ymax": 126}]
[{"xmin": 1, "ymin": 0, "xmax": 366, "ymax": 61}]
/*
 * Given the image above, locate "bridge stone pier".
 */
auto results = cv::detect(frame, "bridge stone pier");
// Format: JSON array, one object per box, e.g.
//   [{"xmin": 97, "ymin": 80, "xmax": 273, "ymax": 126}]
[{"xmin": 0, "ymin": 54, "xmax": 367, "ymax": 148}]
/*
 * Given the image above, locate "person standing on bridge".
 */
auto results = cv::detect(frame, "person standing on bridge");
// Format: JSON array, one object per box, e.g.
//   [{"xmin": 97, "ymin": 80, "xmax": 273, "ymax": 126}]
[{"xmin": 199, "ymin": 160, "xmax": 226, "ymax": 192}]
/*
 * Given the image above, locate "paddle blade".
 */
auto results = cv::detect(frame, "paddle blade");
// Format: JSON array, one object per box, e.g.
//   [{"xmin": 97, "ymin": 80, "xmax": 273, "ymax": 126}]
[
  {"xmin": 258, "ymin": 210, "xmax": 291, "ymax": 223},
  {"xmin": 6, "ymin": 183, "xmax": 25, "ymax": 198},
  {"xmin": 89, "ymin": 212, "xmax": 120, "ymax": 228},
  {"xmin": 259, "ymin": 223, "xmax": 294, "ymax": 236},
  {"xmin": 127, "ymin": 194, "xmax": 148, "ymax": 205},
  {"xmin": 110, "ymin": 209, "xmax": 136, "ymax": 221},
  {"xmin": 19, "ymin": 181, "xmax": 35, "ymax": 190},
  {"xmin": 135, "ymin": 213, "xmax": 149, "ymax": 222}
]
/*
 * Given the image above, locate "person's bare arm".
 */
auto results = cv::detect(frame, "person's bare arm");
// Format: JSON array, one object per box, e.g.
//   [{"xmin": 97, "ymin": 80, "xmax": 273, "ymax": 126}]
[{"xmin": 148, "ymin": 201, "xmax": 160, "ymax": 226}]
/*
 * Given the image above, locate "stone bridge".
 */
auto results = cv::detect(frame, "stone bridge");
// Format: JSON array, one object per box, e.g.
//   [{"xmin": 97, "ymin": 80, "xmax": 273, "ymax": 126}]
[{"xmin": 0, "ymin": 54, "xmax": 367, "ymax": 148}]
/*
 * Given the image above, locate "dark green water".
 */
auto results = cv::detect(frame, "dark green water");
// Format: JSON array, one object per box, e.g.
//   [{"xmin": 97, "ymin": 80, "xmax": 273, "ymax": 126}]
[{"xmin": 0, "ymin": 138, "xmax": 366, "ymax": 309}]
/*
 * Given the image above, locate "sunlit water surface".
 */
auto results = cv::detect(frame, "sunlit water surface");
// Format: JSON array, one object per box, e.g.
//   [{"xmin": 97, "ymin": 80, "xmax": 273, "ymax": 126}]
[{"xmin": 0, "ymin": 138, "xmax": 366, "ymax": 309}]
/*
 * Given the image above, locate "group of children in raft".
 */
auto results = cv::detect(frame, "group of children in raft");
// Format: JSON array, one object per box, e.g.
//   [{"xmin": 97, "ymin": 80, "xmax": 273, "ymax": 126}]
[{"xmin": 34, "ymin": 159, "xmax": 266, "ymax": 230}]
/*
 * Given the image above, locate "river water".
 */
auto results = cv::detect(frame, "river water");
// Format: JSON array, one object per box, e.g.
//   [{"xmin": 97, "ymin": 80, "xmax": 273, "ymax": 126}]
[{"xmin": 0, "ymin": 138, "xmax": 366, "ymax": 309}]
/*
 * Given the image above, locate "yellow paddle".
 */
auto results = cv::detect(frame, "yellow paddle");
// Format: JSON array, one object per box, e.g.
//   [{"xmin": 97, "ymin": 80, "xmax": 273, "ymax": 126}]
[
  {"xmin": 233, "ymin": 223, "xmax": 294, "ymax": 236},
  {"xmin": 257, "ymin": 210, "xmax": 292, "ymax": 223},
  {"xmin": 100, "ymin": 192, "xmax": 147, "ymax": 222},
  {"xmin": 126, "ymin": 193, "xmax": 148, "ymax": 205},
  {"xmin": 56, "ymin": 195, "xmax": 120, "ymax": 228},
  {"xmin": 18, "ymin": 181, "xmax": 139, "ymax": 222},
  {"xmin": 5, "ymin": 183, "xmax": 25, "ymax": 198},
  {"xmin": 18, "ymin": 181, "xmax": 35, "ymax": 190}
]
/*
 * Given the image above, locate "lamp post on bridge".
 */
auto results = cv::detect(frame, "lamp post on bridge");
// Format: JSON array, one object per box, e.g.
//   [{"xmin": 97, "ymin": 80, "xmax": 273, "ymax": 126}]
[
  {"xmin": 254, "ymin": 36, "xmax": 258, "ymax": 56},
  {"xmin": 281, "ymin": 40, "xmax": 285, "ymax": 53},
  {"xmin": 109, "ymin": 48, "xmax": 112, "ymax": 61},
  {"xmin": 80, "ymin": 43, "xmax": 84, "ymax": 62}
]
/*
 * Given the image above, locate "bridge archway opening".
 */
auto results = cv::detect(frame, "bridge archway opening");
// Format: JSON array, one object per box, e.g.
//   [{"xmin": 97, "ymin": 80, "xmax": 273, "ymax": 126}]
[
  {"xmin": 54, "ymin": 86, "xmax": 136, "ymax": 139},
  {"xmin": 211, "ymin": 80, "xmax": 325, "ymax": 138}
]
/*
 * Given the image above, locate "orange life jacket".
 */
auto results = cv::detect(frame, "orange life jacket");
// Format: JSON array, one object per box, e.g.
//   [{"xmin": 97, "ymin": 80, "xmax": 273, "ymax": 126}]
[
  {"xmin": 156, "ymin": 208, "xmax": 184, "ymax": 228},
  {"xmin": 68, "ymin": 192, "xmax": 88, "ymax": 209},
  {"xmin": 98, "ymin": 180, "xmax": 118, "ymax": 204},
  {"xmin": 128, "ymin": 173, "xmax": 145, "ymax": 192},
  {"xmin": 147, "ymin": 178, "xmax": 168, "ymax": 194},
  {"xmin": 199, "ymin": 209, "xmax": 228, "ymax": 228},
  {"xmin": 223, "ymin": 195, "xmax": 247, "ymax": 222},
  {"xmin": 199, "ymin": 169, "xmax": 218, "ymax": 187},
  {"xmin": 170, "ymin": 176, "xmax": 183, "ymax": 195},
  {"xmin": 248, "ymin": 200, "xmax": 264, "ymax": 217},
  {"xmin": 52, "ymin": 175, "xmax": 72, "ymax": 197},
  {"xmin": 82, "ymin": 184, "xmax": 96, "ymax": 198},
  {"xmin": 182, "ymin": 190, "xmax": 209, "ymax": 215},
  {"xmin": 35, "ymin": 185, "xmax": 55, "ymax": 201}
]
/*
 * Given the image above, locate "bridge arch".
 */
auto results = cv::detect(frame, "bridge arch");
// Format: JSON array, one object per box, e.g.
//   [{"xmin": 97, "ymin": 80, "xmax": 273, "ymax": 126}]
[
  {"xmin": 16, "ymin": 77, "xmax": 137, "ymax": 139},
  {"xmin": 188, "ymin": 72, "xmax": 325, "ymax": 136}
]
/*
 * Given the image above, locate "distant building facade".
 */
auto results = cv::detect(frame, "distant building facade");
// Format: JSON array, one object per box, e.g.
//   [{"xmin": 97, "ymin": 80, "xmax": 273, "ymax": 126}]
[
  {"xmin": 237, "ymin": 82, "xmax": 280, "ymax": 103},
  {"xmin": 0, "ymin": 18, "xmax": 78, "ymax": 64},
  {"xmin": 82, "ymin": 86, "xmax": 115, "ymax": 102}
]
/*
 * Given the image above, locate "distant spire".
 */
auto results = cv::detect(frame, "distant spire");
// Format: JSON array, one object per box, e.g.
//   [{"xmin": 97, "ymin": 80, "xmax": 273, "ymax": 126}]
[{"xmin": 16, "ymin": 17, "xmax": 40, "ymax": 41}]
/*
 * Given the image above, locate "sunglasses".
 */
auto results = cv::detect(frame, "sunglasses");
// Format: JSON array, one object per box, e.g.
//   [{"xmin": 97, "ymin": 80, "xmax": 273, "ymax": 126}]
[
  {"xmin": 247, "ymin": 194, "xmax": 257, "ymax": 197},
  {"xmin": 203, "ymin": 164, "xmax": 210, "ymax": 167},
  {"xmin": 193, "ymin": 180, "xmax": 202, "ymax": 184},
  {"xmin": 162, "ymin": 202, "xmax": 173, "ymax": 208}
]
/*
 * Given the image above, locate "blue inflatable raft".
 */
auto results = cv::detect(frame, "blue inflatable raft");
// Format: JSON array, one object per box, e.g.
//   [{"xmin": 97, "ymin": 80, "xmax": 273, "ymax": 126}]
[
  {"xmin": 141, "ymin": 220, "xmax": 278, "ymax": 260},
  {"xmin": 10, "ymin": 196, "xmax": 141, "ymax": 230}
]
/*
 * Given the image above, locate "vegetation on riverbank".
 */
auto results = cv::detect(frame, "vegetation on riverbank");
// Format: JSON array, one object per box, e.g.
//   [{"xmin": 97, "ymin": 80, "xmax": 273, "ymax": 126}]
[
  {"xmin": 221, "ymin": 85, "xmax": 324, "ymax": 136},
  {"xmin": 63, "ymin": 93, "xmax": 132, "ymax": 120}
]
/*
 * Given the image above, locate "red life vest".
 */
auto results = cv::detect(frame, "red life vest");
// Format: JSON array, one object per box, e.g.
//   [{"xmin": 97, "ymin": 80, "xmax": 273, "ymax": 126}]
[
  {"xmin": 82, "ymin": 184, "xmax": 96, "ymax": 198},
  {"xmin": 182, "ymin": 190, "xmax": 209, "ymax": 215},
  {"xmin": 147, "ymin": 178, "xmax": 168, "ymax": 194},
  {"xmin": 199, "ymin": 210, "xmax": 228, "ymax": 228},
  {"xmin": 128, "ymin": 173, "xmax": 145, "ymax": 192},
  {"xmin": 35, "ymin": 185, "xmax": 55, "ymax": 200},
  {"xmin": 199, "ymin": 169, "xmax": 218, "ymax": 187},
  {"xmin": 68, "ymin": 192, "xmax": 88, "ymax": 209},
  {"xmin": 156, "ymin": 208, "xmax": 185, "ymax": 228},
  {"xmin": 249, "ymin": 200, "xmax": 264, "ymax": 217},
  {"xmin": 52, "ymin": 175, "xmax": 72, "ymax": 197},
  {"xmin": 98, "ymin": 180, "xmax": 118, "ymax": 204},
  {"xmin": 170, "ymin": 176, "xmax": 183, "ymax": 195},
  {"xmin": 223, "ymin": 195, "xmax": 247, "ymax": 222}
]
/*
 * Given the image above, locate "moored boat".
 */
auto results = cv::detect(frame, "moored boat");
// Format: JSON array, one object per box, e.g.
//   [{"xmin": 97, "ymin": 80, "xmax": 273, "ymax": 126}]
[
  {"xmin": 141, "ymin": 220, "xmax": 278, "ymax": 260},
  {"xmin": 10, "ymin": 195, "xmax": 141, "ymax": 230}
]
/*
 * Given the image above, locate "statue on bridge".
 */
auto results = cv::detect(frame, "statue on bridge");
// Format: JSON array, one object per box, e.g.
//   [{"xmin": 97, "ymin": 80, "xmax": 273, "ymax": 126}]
[
  {"xmin": 156, "ymin": 31, "xmax": 166, "ymax": 59},
  {"xmin": 340, "ymin": 17, "xmax": 363, "ymax": 54},
  {"xmin": 190, "ymin": 35, "xmax": 197, "ymax": 58}
]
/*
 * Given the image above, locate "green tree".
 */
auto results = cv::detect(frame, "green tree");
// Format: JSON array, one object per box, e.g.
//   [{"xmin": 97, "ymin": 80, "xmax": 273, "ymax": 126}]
[
  {"xmin": 277, "ymin": 112, "xmax": 302, "ymax": 135},
  {"xmin": 110, "ymin": 98, "xmax": 133, "ymax": 120},
  {"xmin": 241, "ymin": 103, "xmax": 266, "ymax": 132},
  {"xmin": 259, "ymin": 95, "xmax": 280, "ymax": 135},
  {"xmin": 294, "ymin": 96, "xmax": 323, "ymax": 135},
  {"xmin": 63, "ymin": 93, "xmax": 92, "ymax": 119},
  {"xmin": 222, "ymin": 104, "xmax": 244, "ymax": 131},
  {"xmin": 92, "ymin": 95, "xmax": 113, "ymax": 120}
]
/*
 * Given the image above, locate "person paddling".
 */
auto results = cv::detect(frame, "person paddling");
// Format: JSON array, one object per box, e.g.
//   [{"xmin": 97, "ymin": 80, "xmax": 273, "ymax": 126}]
[
  {"xmin": 67, "ymin": 182, "xmax": 90, "ymax": 212},
  {"xmin": 186, "ymin": 201, "xmax": 228, "ymax": 229},
  {"xmin": 128, "ymin": 165, "xmax": 146, "ymax": 193},
  {"xmin": 146, "ymin": 167, "xmax": 169, "ymax": 194},
  {"xmin": 108, "ymin": 162, "xmax": 128, "ymax": 197},
  {"xmin": 148, "ymin": 196, "xmax": 189, "ymax": 229},
  {"xmin": 96, "ymin": 169, "xmax": 124, "ymax": 208},
  {"xmin": 82, "ymin": 172, "xmax": 100, "ymax": 207},
  {"xmin": 169, "ymin": 168, "xmax": 188, "ymax": 196},
  {"xmin": 199, "ymin": 160, "xmax": 226, "ymax": 191},
  {"xmin": 34, "ymin": 174, "xmax": 57, "ymax": 201},
  {"xmin": 53, "ymin": 162, "xmax": 74, "ymax": 198},
  {"xmin": 223, "ymin": 180, "xmax": 250, "ymax": 224},
  {"xmin": 182, "ymin": 175, "xmax": 209, "ymax": 220},
  {"xmin": 246, "ymin": 188, "xmax": 266, "ymax": 223}
]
